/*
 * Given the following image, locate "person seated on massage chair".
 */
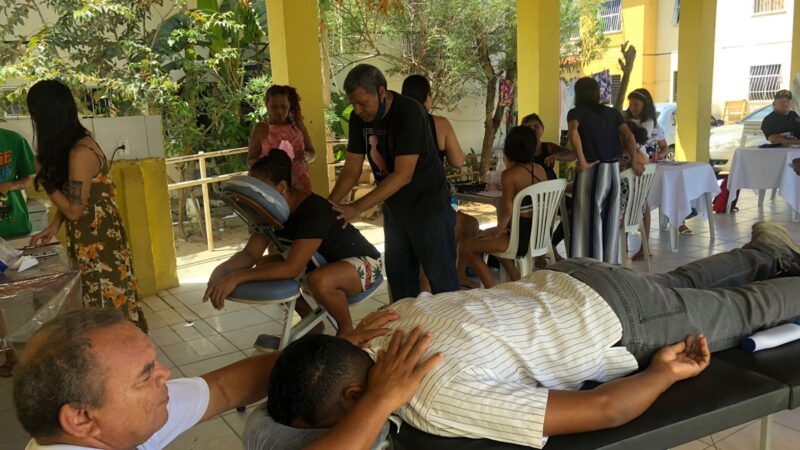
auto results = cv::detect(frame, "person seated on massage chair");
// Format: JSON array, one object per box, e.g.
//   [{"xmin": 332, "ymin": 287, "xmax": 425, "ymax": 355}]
[
  {"xmin": 263, "ymin": 221, "xmax": 800, "ymax": 449},
  {"xmin": 204, "ymin": 149, "xmax": 382, "ymax": 335}
]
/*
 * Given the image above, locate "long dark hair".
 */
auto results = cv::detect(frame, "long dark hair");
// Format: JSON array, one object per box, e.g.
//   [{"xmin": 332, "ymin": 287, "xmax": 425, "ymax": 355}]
[
  {"xmin": 574, "ymin": 77, "xmax": 603, "ymax": 113},
  {"xmin": 401, "ymin": 74, "xmax": 431, "ymax": 106},
  {"xmin": 266, "ymin": 85, "xmax": 303, "ymax": 124},
  {"xmin": 27, "ymin": 80, "xmax": 90, "ymax": 192},
  {"xmin": 625, "ymin": 88, "xmax": 657, "ymax": 123}
]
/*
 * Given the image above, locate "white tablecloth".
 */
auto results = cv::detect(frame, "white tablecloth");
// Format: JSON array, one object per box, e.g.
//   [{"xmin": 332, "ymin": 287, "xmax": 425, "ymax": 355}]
[
  {"xmin": 648, "ymin": 162, "xmax": 720, "ymax": 227},
  {"xmin": 727, "ymin": 146, "xmax": 800, "ymax": 212}
]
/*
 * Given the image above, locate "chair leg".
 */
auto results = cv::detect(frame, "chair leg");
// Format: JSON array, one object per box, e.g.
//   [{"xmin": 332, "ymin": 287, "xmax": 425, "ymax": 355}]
[
  {"xmin": 669, "ymin": 224, "xmax": 678, "ymax": 252},
  {"xmin": 620, "ymin": 227, "xmax": 628, "ymax": 263},
  {"xmin": 277, "ymin": 298, "xmax": 297, "ymax": 350},
  {"xmin": 560, "ymin": 198, "xmax": 571, "ymax": 256},
  {"xmin": 770, "ymin": 188, "xmax": 777, "ymax": 202},
  {"xmin": 758, "ymin": 189, "xmax": 766, "ymax": 208},
  {"xmin": 705, "ymin": 192, "xmax": 716, "ymax": 242},
  {"xmin": 640, "ymin": 222, "xmax": 651, "ymax": 273}
]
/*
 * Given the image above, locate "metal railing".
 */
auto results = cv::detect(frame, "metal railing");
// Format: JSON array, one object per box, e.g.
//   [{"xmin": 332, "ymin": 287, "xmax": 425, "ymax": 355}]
[
  {"xmin": 166, "ymin": 140, "xmax": 348, "ymax": 252},
  {"xmin": 166, "ymin": 147, "xmax": 249, "ymax": 252}
]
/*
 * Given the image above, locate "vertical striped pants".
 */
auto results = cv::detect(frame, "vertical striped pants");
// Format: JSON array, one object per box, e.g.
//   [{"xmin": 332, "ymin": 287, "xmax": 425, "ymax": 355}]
[{"xmin": 570, "ymin": 162, "xmax": 621, "ymax": 264}]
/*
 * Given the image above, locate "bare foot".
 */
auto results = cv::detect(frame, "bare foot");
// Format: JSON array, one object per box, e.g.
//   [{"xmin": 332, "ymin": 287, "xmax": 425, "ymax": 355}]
[{"xmin": 631, "ymin": 249, "xmax": 653, "ymax": 261}]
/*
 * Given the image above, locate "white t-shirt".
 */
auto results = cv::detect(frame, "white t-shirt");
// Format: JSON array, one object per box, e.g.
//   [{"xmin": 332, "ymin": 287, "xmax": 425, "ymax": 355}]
[{"xmin": 24, "ymin": 377, "xmax": 210, "ymax": 450}]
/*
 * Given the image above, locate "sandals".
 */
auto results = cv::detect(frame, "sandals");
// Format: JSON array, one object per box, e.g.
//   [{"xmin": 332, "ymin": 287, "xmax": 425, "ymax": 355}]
[{"xmin": 678, "ymin": 224, "xmax": 693, "ymax": 235}]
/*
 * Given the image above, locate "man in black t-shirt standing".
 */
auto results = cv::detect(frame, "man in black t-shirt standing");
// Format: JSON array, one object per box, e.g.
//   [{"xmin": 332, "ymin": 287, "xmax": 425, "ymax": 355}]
[
  {"xmin": 761, "ymin": 89, "xmax": 800, "ymax": 145},
  {"xmin": 330, "ymin": 64, "xmax": 458, "ymax": 301}
]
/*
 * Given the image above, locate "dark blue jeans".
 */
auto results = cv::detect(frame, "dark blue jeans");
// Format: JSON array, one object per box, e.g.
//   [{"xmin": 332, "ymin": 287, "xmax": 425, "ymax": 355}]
[
  {"xmin": 549, "ymin": 243, "xmax": 800, "ymax": 365},
  {"xmin": 383, "ymin": 204, "xmax": 459, "ymax": 301}
]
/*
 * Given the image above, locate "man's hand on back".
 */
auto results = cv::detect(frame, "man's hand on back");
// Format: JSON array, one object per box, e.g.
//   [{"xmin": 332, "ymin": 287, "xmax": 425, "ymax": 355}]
[
  {"xmin": 649, "ymin": 334, "xmax": 710, "ymax": 382},
  {"xmin": 362, "ymin": 327, "xmax": 444, "ymax": 413}
]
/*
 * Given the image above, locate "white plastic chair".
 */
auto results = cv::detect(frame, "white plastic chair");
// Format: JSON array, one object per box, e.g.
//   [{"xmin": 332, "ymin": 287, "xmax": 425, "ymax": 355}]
[
  {"xmin": 491, "ymin": 179, "xmax": 567, "ymax": 280},
  {"xmin": 619, "ymin": 164, "xmax": 657, "ymax": 273}
]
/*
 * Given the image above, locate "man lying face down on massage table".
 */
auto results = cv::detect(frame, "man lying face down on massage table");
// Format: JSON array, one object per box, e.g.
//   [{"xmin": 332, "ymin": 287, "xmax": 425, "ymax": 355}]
[
  {"xmin": 203, "ymin": 149, "xmax": 382, "ymax": 335},
  {"xmin": 263, "ymin": 222, "xmax": 800, "ymax": 449}
]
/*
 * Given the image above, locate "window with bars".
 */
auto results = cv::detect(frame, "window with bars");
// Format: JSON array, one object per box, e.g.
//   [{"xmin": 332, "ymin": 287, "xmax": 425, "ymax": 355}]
[
  {"xmin": 672, "ymin": 0, "xmax": 680, "ymax": 26},
  {"xmin": 599, "ymin": 0, "xmax": 622, "ymax": 33},
  {"xmin": 753, "ymin": 0, "xmax": 784, "ymax": 14},
  {"xmin": 672, "ymin": 71, "xmax": 678, "ymax": 102},
  {"xmin": 748, "ymin": 64, "xmax": 782, "ymax": 101}
]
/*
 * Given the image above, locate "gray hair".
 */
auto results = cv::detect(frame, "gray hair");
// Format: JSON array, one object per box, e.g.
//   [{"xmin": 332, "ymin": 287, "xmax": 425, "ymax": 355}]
[
  {"xmin": 343, "ymin": 64, "xmax": 387, "ymax": 94},
  {"xmin": 13, "ymin": 308, "xmax": 128, "ymax": 438}
]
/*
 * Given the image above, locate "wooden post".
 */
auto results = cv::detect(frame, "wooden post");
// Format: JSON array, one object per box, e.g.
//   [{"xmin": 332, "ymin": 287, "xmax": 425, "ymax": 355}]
[{"xmin": 198, "ymin": 153, "xmax": 215, "ymax": 252}]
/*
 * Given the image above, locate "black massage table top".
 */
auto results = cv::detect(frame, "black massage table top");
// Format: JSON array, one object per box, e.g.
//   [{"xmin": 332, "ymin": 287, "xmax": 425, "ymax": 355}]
[
  {"xmin": 716, "ymin": 340, "xmax": 800, "ymax": 409},
  {"xmin": 390, "ymin": 358, "xmax": 789, "ymax": 450}
]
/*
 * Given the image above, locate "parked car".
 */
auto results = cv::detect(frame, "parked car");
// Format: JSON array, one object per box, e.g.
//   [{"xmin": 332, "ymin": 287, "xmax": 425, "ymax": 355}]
[
  {"xmin": 655, "ymin": 103, "xmax": 724, "ymax": 149},
  {"xmin": 708, "ymin": 105, "xmax": 773, "ymax": 173}
]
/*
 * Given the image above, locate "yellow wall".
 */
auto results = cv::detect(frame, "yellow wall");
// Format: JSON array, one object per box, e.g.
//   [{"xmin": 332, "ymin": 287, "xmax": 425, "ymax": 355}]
[
  {"xmin": 583, "ymin": 0, "xmax": 659, "ymax": 105},
  {"xmin": 517, "ymin": 0, "xmax": 561, "ymax": 142},
  {"xmin": 111, "ymin": 159, "xmax": 179, "ymax": 297},
  {"xmin": 266, "ymin": 0, "xmax": 329, "ymax": 196}
]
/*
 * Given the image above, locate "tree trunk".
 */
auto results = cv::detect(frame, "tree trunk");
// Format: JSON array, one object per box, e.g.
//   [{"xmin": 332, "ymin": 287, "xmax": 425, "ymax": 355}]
[
  {"xmin": 613, "ymin": 41, "xmax": 637, "ymax": 111},
  {"xmin": 480, "ymin": 74, "xmax": 500, "ymax": 176}
]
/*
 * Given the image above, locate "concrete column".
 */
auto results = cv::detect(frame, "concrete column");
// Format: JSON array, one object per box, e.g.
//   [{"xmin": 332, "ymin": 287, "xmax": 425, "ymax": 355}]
[
  {"xmin": 791, "ymin": 0, "xmax": 800, "ymax": 83},
  {"xmin": 675, "ymin": 0, "xmax": 717, "ymax": 162},
  {"xmin": 111, "ymin": 159, "xmax": 179, "ymax": 296},
  {"xmin": 266, "ymin": 0, "xmax": 329, "ymax": 195},
  {"xmin": 517, "ymin": 0, "xmax": 561, "ymax": 142}
]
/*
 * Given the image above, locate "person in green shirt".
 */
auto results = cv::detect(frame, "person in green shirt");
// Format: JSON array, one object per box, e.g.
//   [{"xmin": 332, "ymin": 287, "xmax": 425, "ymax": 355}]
[
  {"xmin": 0, "ymin": 128, "xmax": 36, "ymax": 377},
  {"xmin": 0, "ymin": 128, "xmax": 36, "ymax": 238}
]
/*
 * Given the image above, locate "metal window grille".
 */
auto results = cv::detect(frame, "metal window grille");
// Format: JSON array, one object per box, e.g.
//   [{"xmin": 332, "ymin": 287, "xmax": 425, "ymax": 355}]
[
  {"xmin": 672, "ymin": 0, "xmax": 680, "ymax": 26},
  {"xmin": 754, "ymin": 0, "xmax": 784, "ymax": 14},
  {"xmin": 748, "ymin": 64, "xmax": 782, "ymax": 101},
  {"xmin": 672, "ymin": 71, "xmax": 678, "ymax": 102},
  {"xmin": 600, "ymin": 0, "xmax": 622, "ymax": 33}
]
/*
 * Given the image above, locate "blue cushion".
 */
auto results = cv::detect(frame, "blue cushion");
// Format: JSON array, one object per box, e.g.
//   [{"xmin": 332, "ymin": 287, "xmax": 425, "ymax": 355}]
[
  {"xmin": 347, "ymin": 274, "xmax": 384, "ymax": 305},
  {"xmin": 228, "ymin": 279, "xmax": 300, "ymax": 302},
  {"xmin": 222, "ymin": 176, "xmax": 290, "ymax": 226}
]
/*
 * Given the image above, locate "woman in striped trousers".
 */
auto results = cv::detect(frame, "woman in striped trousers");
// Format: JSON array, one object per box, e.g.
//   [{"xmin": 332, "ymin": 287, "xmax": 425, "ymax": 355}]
[{"xmin": 567, "ymin": 77, "xmax": 644, "ymax": 263}]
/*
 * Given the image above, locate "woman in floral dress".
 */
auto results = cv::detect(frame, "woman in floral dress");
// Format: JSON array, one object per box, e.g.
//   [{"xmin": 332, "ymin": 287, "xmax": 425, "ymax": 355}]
[{"xmin": 27, "ymin": 80, "xmax": 146, "ymax": 332}]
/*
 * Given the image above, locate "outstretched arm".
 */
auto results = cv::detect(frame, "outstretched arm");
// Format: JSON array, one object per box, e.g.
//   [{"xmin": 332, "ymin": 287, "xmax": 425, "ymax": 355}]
[{"xmin": 544, "ymin": 335, "xmax": 710, "ymax": 437}]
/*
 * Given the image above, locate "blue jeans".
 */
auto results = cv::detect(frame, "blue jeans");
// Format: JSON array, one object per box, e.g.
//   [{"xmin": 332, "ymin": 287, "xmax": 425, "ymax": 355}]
[
  {"xmin": 549, "ymin": 242, "xmax": 800, "ymax": 365},
  {"xmin": 383, "ymin": 204, "xmax": 459, "ymax": 301}
]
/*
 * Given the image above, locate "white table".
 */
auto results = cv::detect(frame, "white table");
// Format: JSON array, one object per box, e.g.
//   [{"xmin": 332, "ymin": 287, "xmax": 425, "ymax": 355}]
[
  {"xmin": 648, "ymin": 161, "xmax": 720, "ymax": 251},
  {"xmin": 726, "ymin": 146, "xmax": 800, "ymax": 217}
]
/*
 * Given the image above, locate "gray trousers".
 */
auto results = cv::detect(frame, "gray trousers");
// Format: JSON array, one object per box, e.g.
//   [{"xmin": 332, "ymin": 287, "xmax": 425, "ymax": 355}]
[{"xmin": 549, "ymin": 243, "xmax": 800, "ymax": 365}]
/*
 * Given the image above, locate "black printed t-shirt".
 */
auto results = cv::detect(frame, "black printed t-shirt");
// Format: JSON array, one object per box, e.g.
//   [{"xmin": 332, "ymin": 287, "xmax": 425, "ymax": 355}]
[
  {"xmin": 274, "ymin": 193, "xmax": 380, "ymax": 262},
  {"xmin": 347, "ymin": 91, "xmax": 449, "ymax": 221},
  {"xmin": 567, "ymin": 105, "xmax": 625, "ymax": 162},
  {"xmin": 761, "ymin": 110, "xmax": 800, "ymax": 140}
]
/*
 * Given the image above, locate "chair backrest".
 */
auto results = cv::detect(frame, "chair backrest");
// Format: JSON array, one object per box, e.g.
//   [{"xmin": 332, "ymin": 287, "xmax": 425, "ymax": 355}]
[
  {"xmin": 506, "ymin": 178, "xmax": 567, "ymax": 259},
  {"xmin": 740, "ymin": 121, "xmax": 766, "ymax": 148},
  {"xmin": 724, "ymin": 99, "xmax": 749, "ymax": 124},
  {"xmin": 620, "ymin": 164, "xmax": 657, "ymax": 233}
]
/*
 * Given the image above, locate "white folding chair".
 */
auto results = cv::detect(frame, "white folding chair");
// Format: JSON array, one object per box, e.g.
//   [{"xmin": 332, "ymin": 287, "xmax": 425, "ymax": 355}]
[
  {"xmin": 619, "ymin": 164, "xmax": 657, "ymax": 273},
  {"xmin": 491, "ymin": 179, "xmax": 567, "ymax": 280}
]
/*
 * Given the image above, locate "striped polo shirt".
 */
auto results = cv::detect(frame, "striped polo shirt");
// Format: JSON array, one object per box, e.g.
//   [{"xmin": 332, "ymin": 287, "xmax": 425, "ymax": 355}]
[{"xmin": 365, "ymin": 270, "xmax": 638, "ymax": 448}]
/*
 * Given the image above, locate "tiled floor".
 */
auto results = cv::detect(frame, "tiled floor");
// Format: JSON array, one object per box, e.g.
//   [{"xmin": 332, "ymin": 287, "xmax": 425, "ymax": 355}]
[{"xmin": 3, "ymin": 189, "xmax": 800, "ymax": 449}]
